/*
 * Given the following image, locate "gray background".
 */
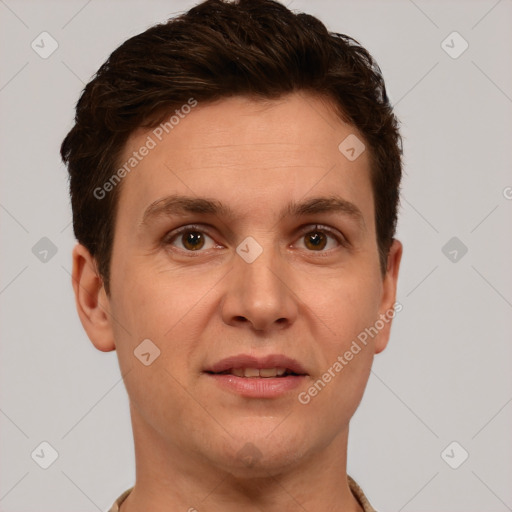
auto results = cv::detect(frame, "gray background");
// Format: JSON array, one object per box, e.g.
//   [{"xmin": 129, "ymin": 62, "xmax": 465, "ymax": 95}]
[{"xmin": 1, "ymin": 0, "xmax": 511, "ymax": 510}]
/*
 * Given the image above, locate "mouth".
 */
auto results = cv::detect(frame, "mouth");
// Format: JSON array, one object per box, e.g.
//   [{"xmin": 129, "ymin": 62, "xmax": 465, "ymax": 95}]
[
  {"xmin": 204, "ymin": 354, "xmax": 308, "ymax": 398},
  {"xmin": 207, "ymin": 367, "xmax": 302, "ymax": 378}
]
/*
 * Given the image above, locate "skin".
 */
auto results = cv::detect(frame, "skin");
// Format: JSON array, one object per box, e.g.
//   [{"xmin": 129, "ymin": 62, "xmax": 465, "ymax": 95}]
[{"xmin": 72, "ymin": 92, "xmax": 402, "ymax": 512}]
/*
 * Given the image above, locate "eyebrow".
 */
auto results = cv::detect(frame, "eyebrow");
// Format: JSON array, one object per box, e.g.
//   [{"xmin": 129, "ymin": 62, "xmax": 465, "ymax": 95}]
[{"xmin": 140, "ymin": 194, "xmax": 366, "ymax": 231}]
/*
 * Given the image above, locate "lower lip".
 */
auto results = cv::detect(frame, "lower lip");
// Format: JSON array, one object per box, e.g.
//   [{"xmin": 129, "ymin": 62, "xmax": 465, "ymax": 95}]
[{"xmin": 206, "ymin": 373, "xmax": 306, "ymax": 398}]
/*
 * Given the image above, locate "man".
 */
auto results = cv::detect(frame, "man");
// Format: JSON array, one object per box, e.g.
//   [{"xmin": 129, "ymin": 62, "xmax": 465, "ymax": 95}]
[{"xmin": 61, "ymin": 0, "xmax": 403, "ymax": 510}]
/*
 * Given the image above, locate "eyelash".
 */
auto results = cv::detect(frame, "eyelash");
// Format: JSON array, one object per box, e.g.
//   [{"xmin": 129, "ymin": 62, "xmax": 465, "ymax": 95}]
[{"xmin": 162, "ymin": 223, "xmax": 348, "ymax": 254}]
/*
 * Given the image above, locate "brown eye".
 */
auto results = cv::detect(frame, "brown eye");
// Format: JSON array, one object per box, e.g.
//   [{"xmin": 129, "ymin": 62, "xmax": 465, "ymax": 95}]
[
  {"xmin": 304, "ymin": 231, "xmax": 327, "ymax": 250},
  {"xmin": 181, "ymin": 231, "xmax": 205, "ymax": 250},
  {"xmin": 296, "ymin": 225, "xmax": 343, "ymax": 252},
  {"xmin": 164, "ymin": 226, "xmax": 217, "ymax": 252}
]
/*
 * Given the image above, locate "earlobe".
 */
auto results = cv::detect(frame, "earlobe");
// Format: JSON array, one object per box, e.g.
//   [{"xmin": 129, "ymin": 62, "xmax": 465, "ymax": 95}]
[
  {"xmin": 374, "ymin": 239, "xmax": 403, "ymax": 355},
  {"xmin": 71, "ymin": 243, "xmax": 116, "ymax": 352}
]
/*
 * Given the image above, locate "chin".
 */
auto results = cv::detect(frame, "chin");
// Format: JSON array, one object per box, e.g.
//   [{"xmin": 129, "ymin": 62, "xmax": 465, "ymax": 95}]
[{"xmin": 212, "ymin": 429, "xmax": 311, "ymax": 478}]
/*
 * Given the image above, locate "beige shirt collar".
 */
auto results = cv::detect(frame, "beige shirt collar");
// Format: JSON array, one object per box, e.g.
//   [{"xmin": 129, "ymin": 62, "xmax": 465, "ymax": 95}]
[{"xmin": 108, "ymin": 475, "xmax": 377, "ymax": 512}]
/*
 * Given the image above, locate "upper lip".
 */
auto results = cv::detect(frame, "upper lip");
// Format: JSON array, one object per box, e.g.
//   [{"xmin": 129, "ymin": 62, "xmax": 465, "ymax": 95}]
[{"xmin": 205, "ymin": 354, "xmax": 308, "ymax": 375}]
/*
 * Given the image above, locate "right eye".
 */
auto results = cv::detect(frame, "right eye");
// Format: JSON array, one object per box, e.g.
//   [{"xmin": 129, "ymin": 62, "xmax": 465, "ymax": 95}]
[{"xmin": 163, "ymin": 225, "xmax": 221, "ymax": 253}]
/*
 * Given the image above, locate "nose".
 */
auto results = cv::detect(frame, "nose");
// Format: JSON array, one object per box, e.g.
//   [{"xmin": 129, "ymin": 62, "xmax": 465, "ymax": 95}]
[{"xmin": 220, "ymin": 242, "xmax": 299, "ymax": 333}]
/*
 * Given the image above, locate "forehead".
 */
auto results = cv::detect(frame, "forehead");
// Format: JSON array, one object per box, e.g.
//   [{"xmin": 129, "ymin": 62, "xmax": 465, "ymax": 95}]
[{"xmin": 115, "ymin": 92, "xmax": 374, "ymax": 228}]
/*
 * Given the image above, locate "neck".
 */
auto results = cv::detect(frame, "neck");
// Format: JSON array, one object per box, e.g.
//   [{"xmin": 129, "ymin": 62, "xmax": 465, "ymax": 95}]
[{"xmin": 120, "ymin": 403, "xmax": 363, "ymax": 512}]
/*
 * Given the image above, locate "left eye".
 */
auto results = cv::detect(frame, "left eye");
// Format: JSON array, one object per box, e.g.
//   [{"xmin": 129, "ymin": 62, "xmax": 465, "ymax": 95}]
[{"xmin": 296, "ymin": 227, "xmax": 341, "ymax": 251}]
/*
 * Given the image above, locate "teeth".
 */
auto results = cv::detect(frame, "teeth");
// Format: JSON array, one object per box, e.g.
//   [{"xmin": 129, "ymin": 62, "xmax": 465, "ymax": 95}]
[
  {"xmin": 259, "ymin": 368, "xmax": 278, "ymax": 378},
  {"xmin": 229, "ymin": 367, "xmax": 288, "ymax": 378},
  {"xmin": 244, "ymin": 368, "xmax": 261, "ymax": 378}
]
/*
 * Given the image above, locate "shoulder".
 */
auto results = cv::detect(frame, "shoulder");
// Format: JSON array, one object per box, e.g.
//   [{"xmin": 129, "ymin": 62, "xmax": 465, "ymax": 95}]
[
  {"xmin": 106, "ymin": 487, "xmax": 133, "ymax": 512},
  {"xmin": 347, "ymin": 475, "xmax": 378, "ymax": 512}
]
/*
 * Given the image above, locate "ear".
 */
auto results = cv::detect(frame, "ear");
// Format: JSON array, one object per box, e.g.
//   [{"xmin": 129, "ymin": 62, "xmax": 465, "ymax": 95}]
[
  {"xmin": 71, "ymin": 243, "xmax": 116, "ymax": 352},
  {"xmin": 374, "ymin": 239, "xmax": 403, "ymax": 355}
]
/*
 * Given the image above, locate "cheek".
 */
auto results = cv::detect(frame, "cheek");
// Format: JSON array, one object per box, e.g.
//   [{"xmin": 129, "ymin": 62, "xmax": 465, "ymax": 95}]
[
  {"xmin": 298, "ymin": 281, "xmax": 380, "ymax": 426},
  {"xmin": 108, "ymin": 260, "xmax": 212, "ymax": 376},
  {"xmin": 110, "ymin": 256, "xmax": 188, "ymax": 332},
  {"xmin": 309, "ymin": 266, "xmax": 383, "ymax": 348},
  {"xmin": 298, "ymin": 268, "xmax": 381, "ymax": 411},
  {"xmin": 108, "ymin": 267, "xmax": 209, "ymax": 429}
]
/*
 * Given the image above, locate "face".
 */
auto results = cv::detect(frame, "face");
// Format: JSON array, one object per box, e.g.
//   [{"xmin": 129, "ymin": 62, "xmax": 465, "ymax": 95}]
[{"xmin": 74, "ymin": 92, "xmax": 401, "ymax": 477}]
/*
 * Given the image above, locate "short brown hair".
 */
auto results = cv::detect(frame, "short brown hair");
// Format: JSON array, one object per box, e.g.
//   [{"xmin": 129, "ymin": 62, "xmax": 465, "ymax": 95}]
[{"xmin": 61, "ymin": 0, "xmax": 402, "ymax": 293}]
